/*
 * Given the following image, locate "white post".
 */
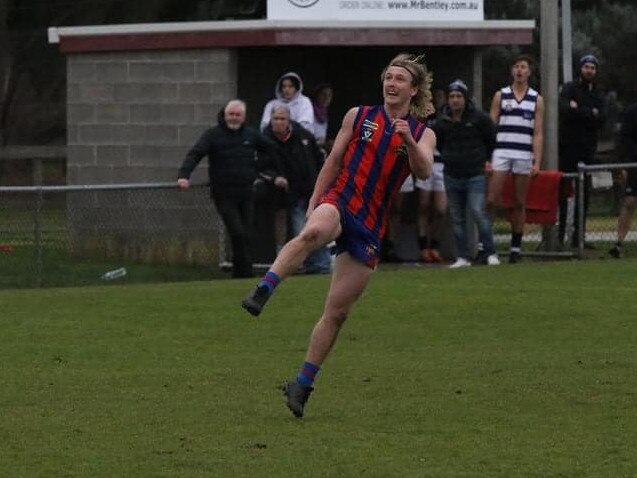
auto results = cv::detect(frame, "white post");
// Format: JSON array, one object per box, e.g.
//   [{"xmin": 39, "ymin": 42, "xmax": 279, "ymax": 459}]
[
  {"xmin": 561, "ymin": 0, "xmax": 573, "ymax": 83},
  {"xmin": 541, "ymin": 0, "xmax": 559, "ymax": 171}
]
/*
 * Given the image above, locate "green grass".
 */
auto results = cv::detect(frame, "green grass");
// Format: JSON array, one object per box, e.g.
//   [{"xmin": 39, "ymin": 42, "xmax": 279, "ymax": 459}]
[
  {"xmin": 1, "ymin": 261, "xmax": 637, "ymax": 477},
  {"xmin": 0, "ymin": 246, "xmax": 223, "ymax": 289}
]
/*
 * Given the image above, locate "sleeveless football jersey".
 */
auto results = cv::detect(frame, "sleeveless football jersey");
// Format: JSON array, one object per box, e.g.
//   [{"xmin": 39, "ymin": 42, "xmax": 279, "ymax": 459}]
[
  {"xmin": 322, "ymin": 105, "xmax": 427, "ymax": 238},
  {"xmin": 493, "ymin": 86, "xmax": 539, "ymax": 161}
]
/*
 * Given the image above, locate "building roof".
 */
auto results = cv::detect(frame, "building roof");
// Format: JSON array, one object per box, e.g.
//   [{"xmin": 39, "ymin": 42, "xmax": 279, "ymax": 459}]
[{"xmin": 48, "ymin": 19, "xmax": 535, "ymax": 53}]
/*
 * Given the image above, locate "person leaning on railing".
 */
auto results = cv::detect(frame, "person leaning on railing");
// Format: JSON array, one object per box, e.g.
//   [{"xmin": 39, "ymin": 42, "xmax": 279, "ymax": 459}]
[{"xmin": 177, "ymin": 99, "xmax": 281, "ymax": 278}]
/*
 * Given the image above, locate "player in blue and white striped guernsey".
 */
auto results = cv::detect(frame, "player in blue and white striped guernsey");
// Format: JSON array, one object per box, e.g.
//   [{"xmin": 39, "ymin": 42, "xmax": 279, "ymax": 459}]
[{"xmin": 487, "ymin": 54, "xmax": 545, "ymax": 263}]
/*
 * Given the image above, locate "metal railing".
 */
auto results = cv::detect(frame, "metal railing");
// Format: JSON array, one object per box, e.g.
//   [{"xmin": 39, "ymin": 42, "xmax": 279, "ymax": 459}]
[
  {"xmin": 573, "ymin": 162, "xmax": 637, "ymax": 258},
  {"xmin": 2, "ymin": 164, "xmax": 636, "ymax": 289},
  {"xmin": 490, "ymin": 162, "xmax": 637, "ymax": 260}
]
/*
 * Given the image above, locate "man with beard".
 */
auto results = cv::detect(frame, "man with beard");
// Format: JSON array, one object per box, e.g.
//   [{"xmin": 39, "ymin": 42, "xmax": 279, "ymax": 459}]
[{"xmin": 558, "ymin": 55, "xmax": 607, "ymax": 248}]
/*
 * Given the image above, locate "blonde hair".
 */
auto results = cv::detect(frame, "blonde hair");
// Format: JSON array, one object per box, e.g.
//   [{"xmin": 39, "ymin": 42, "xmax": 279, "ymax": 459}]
[{"xmin": 381, "ymin": 53, "xmax": 434, "ymax": 120}]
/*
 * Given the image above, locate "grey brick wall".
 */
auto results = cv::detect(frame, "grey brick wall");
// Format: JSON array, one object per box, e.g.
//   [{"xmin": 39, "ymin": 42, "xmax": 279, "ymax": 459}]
[
  {"xmin": 67, "ymin": 48, "xmax": 237, "ymax": 184},
  {"xmin": 66, "ymin": 48, "xmax": 238, "ymax": 265}
]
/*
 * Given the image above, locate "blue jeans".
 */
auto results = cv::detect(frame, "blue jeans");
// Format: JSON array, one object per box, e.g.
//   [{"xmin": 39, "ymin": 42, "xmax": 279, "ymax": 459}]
[
  {"xmin": 444, "ymin": 174, "xmax": 495, "ymax": 259},
  {"xmin": 289, "ymin": 200, "xmax": 332, "ymax": 274}
]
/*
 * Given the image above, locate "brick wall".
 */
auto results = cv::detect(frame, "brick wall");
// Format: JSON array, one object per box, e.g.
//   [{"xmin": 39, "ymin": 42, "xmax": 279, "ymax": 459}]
[
  {"xmin": 65, "ymin": 48, "xmax": 238, "ymax": 265},
  {"xmin": 67, "ymin": 48, "xmax": 237, "ymax": 184}
]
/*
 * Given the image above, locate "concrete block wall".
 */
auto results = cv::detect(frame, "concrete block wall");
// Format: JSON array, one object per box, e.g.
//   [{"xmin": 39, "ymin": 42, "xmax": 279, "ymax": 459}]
[
  {"xmin": 66, "ymin": 48, "xmax": 238, "ymax": 265},
  {"xmin": 67, "ymin": 48, "xmax": 237, "ymax": 184}
]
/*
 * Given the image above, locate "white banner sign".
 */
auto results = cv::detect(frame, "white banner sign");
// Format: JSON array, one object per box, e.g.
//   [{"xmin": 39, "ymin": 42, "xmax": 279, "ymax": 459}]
[{"xmin": 268, "ymin": 0, "xmax": 484, "ymax": 22}]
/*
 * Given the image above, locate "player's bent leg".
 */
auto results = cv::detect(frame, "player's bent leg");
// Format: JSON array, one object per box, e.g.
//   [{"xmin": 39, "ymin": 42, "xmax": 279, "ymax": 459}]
[
  {"xmin": 242, "ymin": 203, "xmax": 341, "ymax": 317},
  {"xmin": 271, "ymin": 203, "xmax": 341, "ymax": 280}
]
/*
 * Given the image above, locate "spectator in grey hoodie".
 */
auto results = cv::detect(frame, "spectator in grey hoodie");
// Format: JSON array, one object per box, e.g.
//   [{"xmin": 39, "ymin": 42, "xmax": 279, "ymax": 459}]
[{"xmin": 260, "ymin": 72, "xmax": 314, "ymax": 133}]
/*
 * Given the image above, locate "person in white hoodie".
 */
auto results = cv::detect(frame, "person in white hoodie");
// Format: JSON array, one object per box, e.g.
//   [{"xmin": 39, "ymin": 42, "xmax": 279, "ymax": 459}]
[{"xmin": 260, "ymin": 72, "xmax": 314, "ymax": 133}]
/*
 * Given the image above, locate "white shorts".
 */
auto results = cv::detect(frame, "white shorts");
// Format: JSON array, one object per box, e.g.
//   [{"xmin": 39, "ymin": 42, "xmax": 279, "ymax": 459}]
[
  {"xmin": 399, "ymin": 163, "xmax": 445, "ymax": 193},
  {"xmin": 491, "ymin": 154, "xmax": 532, "ymax": 175},
  {"xmin": 420, "ymin": 162, "xmax": 445, "ymax": 192}
]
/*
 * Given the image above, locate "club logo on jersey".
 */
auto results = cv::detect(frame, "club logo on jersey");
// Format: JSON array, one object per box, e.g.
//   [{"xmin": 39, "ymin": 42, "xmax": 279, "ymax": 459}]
[
  {"xmin": 365, "ymin": 243, "xmax": 378, "ymax": 257},
  {"xmin": 503, "ymin": 100, "xmax": 515, "ymax": 112},
  {"xmin": 361, "ymin": 119, "xmax": 379, "ymax": 142}
]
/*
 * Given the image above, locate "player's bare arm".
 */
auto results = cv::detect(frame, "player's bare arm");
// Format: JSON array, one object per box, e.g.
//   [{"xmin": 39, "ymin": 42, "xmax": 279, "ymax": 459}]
[
  {"xmin": 396, "ymin": 121, "xmax": 434, "ymax": 180},
  {"xmin": 532, "ymin": 95, "xmax": 545, "ymax": 176},
  {"xmin": 489, "ymin": 90, "xmax": 502, "ymax": 124},
  {"xmin": 307, "ymin": 107, "xmax": 357, "ymax": 211}
]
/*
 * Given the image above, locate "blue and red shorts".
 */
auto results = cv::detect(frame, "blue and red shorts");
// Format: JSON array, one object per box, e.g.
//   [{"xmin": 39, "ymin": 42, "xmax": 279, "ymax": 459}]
[{"xmin": 322, "ymin": 201, "xmax": 380, "ymax": 269}]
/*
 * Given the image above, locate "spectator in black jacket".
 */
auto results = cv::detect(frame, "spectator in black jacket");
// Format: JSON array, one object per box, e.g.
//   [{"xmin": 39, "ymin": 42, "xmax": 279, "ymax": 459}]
[
  {"xmin": 558, "ymin": 54, "xmax": 607, "ymax": 248},
  {"xmin": 433, "ymin": 79, "xmax": 499, "ymax": 268},
  {"xmin": 177, "ymin": 99, "xmax": 280, "ymax": 278},
  {"xmin": 264, "ymin": 103, "xmax": 331, "ymax": 273},
  {"xmin": 608, "ymin": 100, "xmax": 637, "ymax": 259}
]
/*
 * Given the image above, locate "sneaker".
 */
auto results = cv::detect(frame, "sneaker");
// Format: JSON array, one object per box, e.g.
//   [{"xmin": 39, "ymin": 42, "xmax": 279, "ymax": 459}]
[
  {"xmin": 486, "ymin": 254, "xmax": 501, "ymax": 266},
  {"xmin": 608, "ymin": 245, "xmax": 622, "ymax": 259},
  {"xmin": 241, "ymin": 285, "xmax": 271, "ymax": 317},
  {"xmin": 428, "ymin": 248, "xmax": 444, "ymax": 263},
  {"xmin": 449, "ymin": 258, "xmax": 471, "ymax": 269},
  {"xmin": 508, "ymin": 251, "xmax": 521, "ymax": 264},
  {"xmin": 282, "ymin": 380, "xmax": 313, "ymax": 418}
]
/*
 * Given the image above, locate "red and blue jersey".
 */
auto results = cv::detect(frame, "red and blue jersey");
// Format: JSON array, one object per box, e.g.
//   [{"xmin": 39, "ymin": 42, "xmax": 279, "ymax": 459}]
[{"xmin": 321, "ymin": 105, "xmax": 427, "ymax": 239}]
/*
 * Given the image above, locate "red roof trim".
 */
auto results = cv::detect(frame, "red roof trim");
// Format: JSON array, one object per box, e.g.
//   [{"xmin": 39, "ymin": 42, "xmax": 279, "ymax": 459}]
[{"xmin": 58, "ymin": 28, "xmax": 533, "ymax": 53}]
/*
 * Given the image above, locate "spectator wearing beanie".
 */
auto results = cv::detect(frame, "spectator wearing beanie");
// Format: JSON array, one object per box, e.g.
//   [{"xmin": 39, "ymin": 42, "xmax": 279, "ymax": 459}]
[
  {"xmin": 433, "ymin": 79, "xmax": 500, "ymax": 267},
  {"xmin": 558, "ymin": 54, "xmax": 607, "ymax": 248}
]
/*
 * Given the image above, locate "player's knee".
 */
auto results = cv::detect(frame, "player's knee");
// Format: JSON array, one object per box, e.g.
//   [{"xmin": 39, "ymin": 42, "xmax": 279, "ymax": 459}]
[
  {"xmin": 329, "ymin": 308, "xmax": 349, "ymax": 327},
  {"xmin": 298, "ymin": 224, "xmax": 322, "ymax": 246}
]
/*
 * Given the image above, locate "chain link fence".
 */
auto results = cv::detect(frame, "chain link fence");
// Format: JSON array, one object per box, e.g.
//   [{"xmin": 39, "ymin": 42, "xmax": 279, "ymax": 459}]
[
  {"xmin": 0, "ymin": 183, "xmax": 228, "ymax": 289},
  {"xmin": 489, "ymin": 162, "xmax": 637, "ymax": 260},
  {"xmin": 570, "ymin": 162, "xmax": 637, "ymax": 257},
  {"xmin": 2, "ymin": 163, "xmax": 637, "ymax": 289}
]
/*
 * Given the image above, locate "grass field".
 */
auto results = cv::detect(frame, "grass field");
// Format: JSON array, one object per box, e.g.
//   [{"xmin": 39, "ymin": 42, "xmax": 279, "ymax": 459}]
[
  {"xmin": 0, "ymin": 245, "xmax": 223, "ymax": 289},
  {"xmin": 2, "ymin": 260, "xmax": 636, "ymax": 477}
]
